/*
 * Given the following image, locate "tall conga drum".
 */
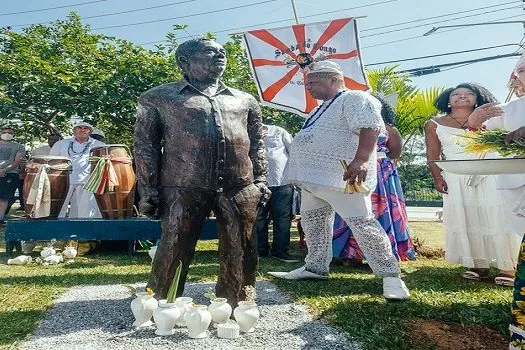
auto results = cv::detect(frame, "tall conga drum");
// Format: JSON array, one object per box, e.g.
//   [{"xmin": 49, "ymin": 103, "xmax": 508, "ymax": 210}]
[
  {"xmin": 23, "ymin": 156, "xmax": 71, "ymax": 218},
  {"xmin": 90, "ymin": 145, "xmax": 135, "ymax": 219}
]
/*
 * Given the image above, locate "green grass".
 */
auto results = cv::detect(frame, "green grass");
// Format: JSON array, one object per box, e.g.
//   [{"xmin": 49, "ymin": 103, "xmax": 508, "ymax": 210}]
[
  {"xmin": 0, "ymin": 220, "xmax": 513, "ymax": 350},
  {"xmin": 409, "ymin": 221, "xmax": 444, "ymax": 249}
]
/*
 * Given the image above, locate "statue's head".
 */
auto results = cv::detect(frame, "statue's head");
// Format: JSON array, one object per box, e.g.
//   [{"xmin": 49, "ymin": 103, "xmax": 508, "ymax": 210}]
[{"xmin": 176, "ymin": 38, "xmax": 227, "ymax": 81}]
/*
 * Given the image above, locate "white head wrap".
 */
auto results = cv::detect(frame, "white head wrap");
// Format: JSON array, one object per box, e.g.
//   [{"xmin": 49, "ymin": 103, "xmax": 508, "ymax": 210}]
[
  {"xmin": 515, "ymin": 52, "xmax": 525, "ymax": 73},
  {"xmin": 307, "ymin": 60, "xmax": 344, "ymax": 76},
  {"xmin": 73, "ymin": 121, "xmax": 93, "ymax": 130}
]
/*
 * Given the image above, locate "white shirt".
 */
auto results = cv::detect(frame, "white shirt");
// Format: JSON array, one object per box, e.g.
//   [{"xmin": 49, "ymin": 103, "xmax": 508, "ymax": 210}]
[
  {"xmin": 49, "ymin": 137, "xmax": 105, "ymax": 184},
  {"xmin": 484, "ymin": 97, "xmax": 525, "ymax": 189},
  {"xmin": 264, "ymin": 125, "xmax": 293, "ymax": 187},
  {"xmin": 484, "ymin": 97, "xmax": 525, "ymax": 131},
  {"xmin": 284, "ymin": 90, "xmax": 384, "ymax": 192}
]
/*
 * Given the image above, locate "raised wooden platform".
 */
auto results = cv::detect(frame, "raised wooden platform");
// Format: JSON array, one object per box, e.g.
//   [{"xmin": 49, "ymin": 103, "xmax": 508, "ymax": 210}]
[{"xmin": 5, "ymin": 217, "xmax": 218, "ymax": 256}]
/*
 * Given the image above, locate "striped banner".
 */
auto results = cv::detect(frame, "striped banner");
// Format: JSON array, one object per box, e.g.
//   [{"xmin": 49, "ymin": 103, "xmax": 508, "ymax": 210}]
[{"xmin": 243, "ymin": 17, "xmax": 368, "ymax": 116}]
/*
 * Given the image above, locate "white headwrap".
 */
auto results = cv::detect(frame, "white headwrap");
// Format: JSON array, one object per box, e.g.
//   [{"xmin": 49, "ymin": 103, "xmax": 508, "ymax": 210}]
[
  {"xmin": 306, "ymin": 60, "xmax": 344, "ymax": 76},
  {"xmin": 515, "ymin": 52, "xmax": 525, "ymax": 73}
]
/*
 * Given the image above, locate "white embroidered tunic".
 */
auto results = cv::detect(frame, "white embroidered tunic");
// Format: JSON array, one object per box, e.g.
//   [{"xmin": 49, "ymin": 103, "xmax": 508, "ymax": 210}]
[{"xmin": 284, "ymin": 90, "xmax": 385, "ymax": 192}]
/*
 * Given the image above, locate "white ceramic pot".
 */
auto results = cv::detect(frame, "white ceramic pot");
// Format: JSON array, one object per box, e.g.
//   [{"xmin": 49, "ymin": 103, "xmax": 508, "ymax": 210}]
[
  {"xmin": 130, "ymin": 292, "xmax": 158, "ymax": 327},
  {"xmin": 148, "ymin": 246, "xmax": 157, "ymax": 260},
  {"xmin": 63, "ymin": 247, "xmax": 78, "ymax": 259},
  {"xmin": 153, "ymin": 299, "xmax": 181, "ymax": 336},
  {"xmin": 174, "ymin": 296, "xmax": 193, "ymax": 327},
  {"xmin": 208, "ymin": 297, "xmax": 232, "ymax": 326},
  {"xmin": 7, "ymin": 255, "xmax": 32, "ymax": 265},
  {"xmin": 184, "ymin": 304, "xmax": 211, "ymax": 339},
  {"xmin": 43, "ymin": 254, "xmax": 63, "ymax": 264},
  {"xmin": 233, "ymin": 301, "xmax": 260, "ymax": 333},
  {"xmin": 217, "ymin": 320, "xmax": 240, "ymax": 339},
  {"xmin": 40, "ymin": 247, "xmax": 56, "ymax": 258}
]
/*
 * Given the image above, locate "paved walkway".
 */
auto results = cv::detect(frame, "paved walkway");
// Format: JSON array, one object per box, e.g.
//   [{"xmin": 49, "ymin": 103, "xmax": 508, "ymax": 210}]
[
  {"xmin": 20, "ymin": 282, "xmax": 359, "ymax": 350},
  {"xmin": 406, "ymin": 206, "xmax": 442, "ymax": 221}
]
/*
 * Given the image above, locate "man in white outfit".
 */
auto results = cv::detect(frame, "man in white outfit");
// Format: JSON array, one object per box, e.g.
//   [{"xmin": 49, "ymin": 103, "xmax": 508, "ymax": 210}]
[
  {"xmin": 268, "ymin": 61, "xmax": 410, "ymax": 300},
  {"xmin": 50, "ymin": 121, "xmax": 105, "ymax": 218}
]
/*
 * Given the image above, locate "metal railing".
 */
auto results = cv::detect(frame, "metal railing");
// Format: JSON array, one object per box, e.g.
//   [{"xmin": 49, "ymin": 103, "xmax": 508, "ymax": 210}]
[{"xmin": 404, "ymin": 189, "xmax": 443, "ymax": 207}]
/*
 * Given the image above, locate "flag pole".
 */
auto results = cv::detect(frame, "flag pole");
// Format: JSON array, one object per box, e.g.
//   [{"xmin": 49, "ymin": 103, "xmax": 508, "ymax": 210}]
[{"xmin": 290, "ymin": 0, "xmax": 300, "ymax": 24}]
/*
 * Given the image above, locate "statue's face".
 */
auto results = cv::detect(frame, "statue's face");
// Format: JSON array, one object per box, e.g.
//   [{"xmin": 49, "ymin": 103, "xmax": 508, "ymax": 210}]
[{"xmin": 185, "ymin": 41, "xmax": 227, "ymax": 80}]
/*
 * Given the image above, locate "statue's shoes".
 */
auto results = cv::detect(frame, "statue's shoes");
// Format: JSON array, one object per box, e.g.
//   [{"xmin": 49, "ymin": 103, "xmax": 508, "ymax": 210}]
[
  {"xmin": 267, "ymin": 266, "xmax": 329, "ymax": 280},
  {"xmin": 383, "ymin": 276, "xmax": 410, "ymax": 301}
]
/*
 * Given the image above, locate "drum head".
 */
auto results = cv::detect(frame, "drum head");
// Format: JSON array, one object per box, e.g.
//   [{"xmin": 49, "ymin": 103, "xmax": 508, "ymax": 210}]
[
  {"xmin": 91, "ymin": 144, "xmax": 128, "ymax": 151},
  {"xmin": 30, "ymin": 156, "xmax": 71, "ymax": 162}
]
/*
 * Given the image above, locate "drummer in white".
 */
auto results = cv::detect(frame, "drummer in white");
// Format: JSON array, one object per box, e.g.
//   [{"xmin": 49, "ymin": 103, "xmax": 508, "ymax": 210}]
[{"xmin": 49, "ymin": 121, "xmax": 105, "ymax": 218}]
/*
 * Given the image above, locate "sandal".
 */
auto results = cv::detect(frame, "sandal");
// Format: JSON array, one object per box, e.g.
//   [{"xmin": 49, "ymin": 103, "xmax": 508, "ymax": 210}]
[
  {"xmin": 495, "ymin": 274, "xmax": 515, "ymax": 287},
  {"xmin": 461, "ymin": 269, "xmax": 489, "ymax": 281}
]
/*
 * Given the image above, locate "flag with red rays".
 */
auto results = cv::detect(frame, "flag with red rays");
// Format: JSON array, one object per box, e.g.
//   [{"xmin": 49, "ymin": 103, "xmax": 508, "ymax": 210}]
[{"xmin": 243, "ymin": 17, "xmax": 369, "ymax": 117}]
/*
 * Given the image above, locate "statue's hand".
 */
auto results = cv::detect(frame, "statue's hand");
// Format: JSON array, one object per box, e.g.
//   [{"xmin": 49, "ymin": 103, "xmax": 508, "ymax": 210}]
[
  {"xmin": 254, "ymin": 182, "xmax": 272, "ymax": 207},
  {"xmin": 139, "ymin": 196, "xmax": 159, "ymax": 218}
]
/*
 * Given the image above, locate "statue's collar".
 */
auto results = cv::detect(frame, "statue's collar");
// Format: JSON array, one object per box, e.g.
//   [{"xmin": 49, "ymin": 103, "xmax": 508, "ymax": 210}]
[{"xmin": 178, "ymin": 78, "xmax": 233, "ymax": 97}]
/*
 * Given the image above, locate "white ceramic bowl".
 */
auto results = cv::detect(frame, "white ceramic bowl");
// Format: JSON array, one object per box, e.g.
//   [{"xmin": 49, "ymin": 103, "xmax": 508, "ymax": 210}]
[{"xmin": 433, "ymin": 158, "xmax": 525, "ymax": 175}]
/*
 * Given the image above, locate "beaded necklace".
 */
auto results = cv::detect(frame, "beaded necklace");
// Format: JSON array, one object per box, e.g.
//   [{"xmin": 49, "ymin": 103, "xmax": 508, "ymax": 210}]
[
  {"xmin": 68, "ymin": 139, "xmax": 91, "ymax": 158},
  {"xmin": 302, "ymin": 90, "xmax": 345, "ymax": 130}
]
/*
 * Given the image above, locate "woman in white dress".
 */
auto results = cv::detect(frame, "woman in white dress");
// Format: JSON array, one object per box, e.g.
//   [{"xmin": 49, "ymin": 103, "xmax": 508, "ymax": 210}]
[
  {"xmin": 468, "ymin": 58, "xmax": 525, "ymax": 347},
  {"xmin": 425, "ymin": 83, "xmax": 520, "ymax": 286},
  {"xmin": 468, "ymin": 59, "xmax": 525, "ymax": 234}
]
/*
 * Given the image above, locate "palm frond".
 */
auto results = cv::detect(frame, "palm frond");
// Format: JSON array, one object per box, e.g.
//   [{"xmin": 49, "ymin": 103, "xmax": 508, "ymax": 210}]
[{"xmin": 366, "ymin": 65, "xmax": 442, "ymax": 138}]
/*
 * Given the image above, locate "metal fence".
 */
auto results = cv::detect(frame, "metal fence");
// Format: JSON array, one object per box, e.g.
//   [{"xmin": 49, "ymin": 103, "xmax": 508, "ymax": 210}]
[{"xmin": 405, "ymin": 189, "xmax": 443, "ymax": 207}]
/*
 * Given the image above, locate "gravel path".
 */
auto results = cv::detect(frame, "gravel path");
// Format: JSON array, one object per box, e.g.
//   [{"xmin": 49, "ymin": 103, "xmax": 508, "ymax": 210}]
[{"xmin": 20, "ymin": 281, "xmax": 360, "ymax": 350}]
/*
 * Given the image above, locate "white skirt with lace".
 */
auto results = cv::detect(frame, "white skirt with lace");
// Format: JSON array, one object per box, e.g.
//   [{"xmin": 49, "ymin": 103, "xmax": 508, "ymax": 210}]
[{"xmin": 442, "ymin": 172, "xmax": 521, "ymax": 270}]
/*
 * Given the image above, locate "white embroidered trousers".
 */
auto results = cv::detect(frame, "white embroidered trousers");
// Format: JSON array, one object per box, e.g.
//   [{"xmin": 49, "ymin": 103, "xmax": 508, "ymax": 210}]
[{"xmin": 300, "ymin": 185, "xmax": 400, "ymax": 277}]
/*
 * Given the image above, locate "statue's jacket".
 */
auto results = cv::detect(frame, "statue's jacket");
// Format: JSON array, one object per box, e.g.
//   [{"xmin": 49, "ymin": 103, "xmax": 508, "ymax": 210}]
[{"xmin": 134, "ymin": 80, "xmax": 267, "ymax": 197}]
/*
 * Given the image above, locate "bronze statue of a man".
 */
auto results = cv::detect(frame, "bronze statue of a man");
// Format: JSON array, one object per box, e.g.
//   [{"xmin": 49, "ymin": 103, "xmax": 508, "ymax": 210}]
[{"xmin": 133, "ymin": 38, "xmax": 269, "ymax": 306}]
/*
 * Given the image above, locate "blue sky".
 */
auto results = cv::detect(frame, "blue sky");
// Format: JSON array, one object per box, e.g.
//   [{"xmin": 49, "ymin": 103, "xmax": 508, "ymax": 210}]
[{"xmin": 1, "ymin": 0, "xmax": 523, "ymax": 101}]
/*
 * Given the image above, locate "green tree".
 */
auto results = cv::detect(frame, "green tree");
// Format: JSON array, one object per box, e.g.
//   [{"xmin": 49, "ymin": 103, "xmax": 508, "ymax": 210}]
[
  {"xmin": 366, "ymin": 65, "xmax": 442, "ymax": 143},
  {"xmin": 366, "ymin": 66, "xmax": 443, "ymax": 202},
  {"xmin": 0, "ymin": 13, "xmax": 179, "ymax": 145},
  {"xmin": 221, "ymin": 36, "xmax": 304, "ymax": 134}
]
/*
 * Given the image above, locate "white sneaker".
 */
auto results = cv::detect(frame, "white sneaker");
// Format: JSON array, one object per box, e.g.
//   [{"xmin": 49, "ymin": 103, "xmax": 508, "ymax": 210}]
[
  {"xmin": 383, "ymin": 277, "xmax": 410, "ymax": 300},
  {"xmin": 268, "ymin": 266, "xmax": 329, "ymax": 280}
]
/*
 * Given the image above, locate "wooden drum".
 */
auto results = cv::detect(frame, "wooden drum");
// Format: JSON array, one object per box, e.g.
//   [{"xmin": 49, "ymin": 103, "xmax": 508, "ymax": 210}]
[
  {"xmin": 90, "ymin": 144, "xmax": 136, "ymax": 219},
  {"xmin": 23, "ymin": 156, "xmax": 71, "ymax": 218}
]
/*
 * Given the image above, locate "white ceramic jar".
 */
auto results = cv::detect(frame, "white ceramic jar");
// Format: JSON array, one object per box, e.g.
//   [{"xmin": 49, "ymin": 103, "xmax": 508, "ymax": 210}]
[
  {"xmin": 43, "ymin": 254, "xmax": 63, "ymax": 264},
  {"xmin": 184, "ymin": 304, "xmax": 211, "ymax": 339},
  {"xmin": 153, "ymin": 299, "xmax": 181, "ymax": 335},
  {"xmin": 208, "ymin": 297, "xmax": 232, "ymax": 326},
  {"xmin": 174, "ymin": 296, "xmax": 193, "ymax": 327},
  {"xmin": 7, "ymin": 255, "xmax": 32, "ymax": 265},
  {"xmin": 233, "ymin": 301, "xmax": 260, "ymax": 333},
  {"xmin": 40, "ymin": 246, "xmax": 55, "ymax": 258},
  {"xmin": 63, "ymin": 246, "xmax": 78, "ymax": 259},
  {"xmin": 130, "ymin": 292, "xmax": 158, "ymax": 327}
]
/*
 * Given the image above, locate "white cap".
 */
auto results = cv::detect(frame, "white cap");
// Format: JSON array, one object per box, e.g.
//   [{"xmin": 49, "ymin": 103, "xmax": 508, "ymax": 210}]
[
  {"xmin": 73, "ymin": 121, "xmax": 93, "ymax": 129},
  {"xmin": 306, "ymin": 60, "xmax": 343, "ymax": 75},
  {"xmin": 91, "ymin": 127, "xmax": 105, "ymax": 138}
]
